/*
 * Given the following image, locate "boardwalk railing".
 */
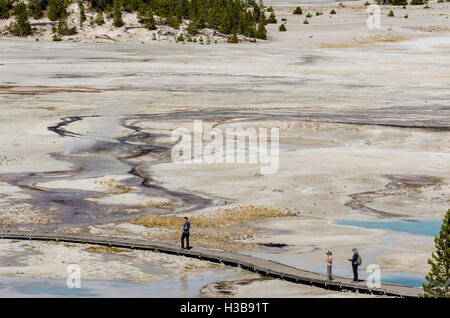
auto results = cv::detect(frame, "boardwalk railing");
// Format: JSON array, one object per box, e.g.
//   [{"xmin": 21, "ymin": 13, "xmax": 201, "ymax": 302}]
[{"xmin": 0, "ymin": 230, "xmax": 422, "ymax": 298}]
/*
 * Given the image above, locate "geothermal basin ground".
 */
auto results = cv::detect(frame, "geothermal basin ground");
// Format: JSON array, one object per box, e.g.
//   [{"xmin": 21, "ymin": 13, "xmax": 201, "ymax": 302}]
[{"xmin": 0, "ymin": 1, "xmax": 449, "ymax": 297}]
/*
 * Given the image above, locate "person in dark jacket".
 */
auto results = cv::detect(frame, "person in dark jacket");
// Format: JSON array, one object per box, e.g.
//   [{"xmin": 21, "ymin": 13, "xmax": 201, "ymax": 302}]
[
  {"xmin": 348, "ymin": 248, "xmax": 360, "ymax": 282},
  {"xmin": 181, "ymin": 217, "xmax": 191, "ymax": 249}
]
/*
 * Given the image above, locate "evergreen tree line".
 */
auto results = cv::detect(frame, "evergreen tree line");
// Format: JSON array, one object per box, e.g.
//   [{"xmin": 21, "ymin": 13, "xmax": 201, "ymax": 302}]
[
  {"xmin": 1, "ymin": 0, "xmax": 269, "ymax": 39},
  {"xmin": 93, "ymin": 0, "xmax": 269, "ymax": 39}
]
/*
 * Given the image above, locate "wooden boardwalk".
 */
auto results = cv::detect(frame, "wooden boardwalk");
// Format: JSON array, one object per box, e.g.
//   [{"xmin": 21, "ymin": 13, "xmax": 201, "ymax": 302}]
[{"xmin": 0, "ymin": 230, "xmax": 422, "ymax": 298}]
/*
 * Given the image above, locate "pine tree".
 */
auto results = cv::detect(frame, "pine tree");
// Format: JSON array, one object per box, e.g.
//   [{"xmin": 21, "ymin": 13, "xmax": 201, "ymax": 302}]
[
  {"xmin": 48, "ymin": 0, "xmax": 67, "ymax": 21},
  {"xmin": 0, "ymin": 0, "xmax": 9, "ymax": 19},
  {"xmin": 9, "ymin": 2, "xmax": 32, "ymax": 36},
  {"xmin": 112, "ymin": 0, "xmax": 124, "ymax": 27},
  {"xmin": 30, "ymin": 0, "xmax": 43, "ymax": 19},
  {"xmin": 293, "ymin": 7, "xmax": 302, "ymax": 15},
  {"xmin": 266, "ymin": 12, "xmax": 277, "ymax": 24},
  {"xmin": 423, "ymin": 209, "xmax": 450, "ymax": 297},
  {"xmin": 255, "ymin": 23, "xmax": 267, "ymax": 40},
  {"xmin": 252, "ymin": 2, "xmax": 261, "ymax": 22}
]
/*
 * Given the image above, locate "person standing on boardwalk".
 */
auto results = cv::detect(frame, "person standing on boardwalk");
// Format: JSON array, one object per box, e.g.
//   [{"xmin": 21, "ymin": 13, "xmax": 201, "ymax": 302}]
[
  {"xmin": 181, "ymin": 217, "xmax": 191, "ymax": 249},
  {"xmin": 326, "ymin": 251, "xmax": 333, "ymax": 280},
  {"xmin": 348, "ymin": 248, "xmax": 361, "ymax": 282}
]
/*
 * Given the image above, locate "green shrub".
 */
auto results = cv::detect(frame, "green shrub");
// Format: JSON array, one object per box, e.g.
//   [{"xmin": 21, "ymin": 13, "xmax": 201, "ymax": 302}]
[
  {"xmin": 167, "ymin": 16, "xmax": 180, "ymax": 29},
  {"xmin": 177, "ymin": 33, "xmax": 184, "ymax": 42},
  {"xmin": 266, "ymin": 12, "xmax": 277, "ymax": 24},
  {"xmin": 404, "ymin": 14, "xmax": 408, "ymax": 18},
  {"xmin": 293, "ymin": 7, "xmax": 302, "ymax": 15},
  {"xmin": 364, "ymin": 1, "xmax": 370, "ymax": 5},
  {"xmin": 387, "ymin": 10, "xmax": 394, "ymax": 16},
  {"xmin": 95, "ymin": 10, "xmax": 105, "ymax": 25},
  {"xmin": 266, "ymin": 6, "xmax": 274, "ymax": 12},
  {"xmin": 227, "ymin": 32, "xmax": 239, "ymax": 43},
  {"xmin": 53, "ymin": 33, "xmax": 62, "ymax": 41},
  {"xmin": 303, "ymin": 19, "xmax": 309, "ymax": 24},
  {"xmin": 281, "ymin": 17, "xmax": 287, "ymax": 21},
  {"xmin": 306, "ymin": 13, "xmax": 312, "ymax": 18},
  {"xmin": 58, "ymin": 14, "xmax": 77, "ymax": 35},
  {"xmin": 330, "ymin": 9, "xmax": 336, "ymax": 14},
  {"xmin": 279, "ymin": 23, "xmax": 286, "ymax": 31},
  {"xmin": 410, "ymin": 0, "xmax": 424, "ymax": 4},
  {"xmin": 187, "ymin": 20, "xmax": 199, "ymax": 35}
]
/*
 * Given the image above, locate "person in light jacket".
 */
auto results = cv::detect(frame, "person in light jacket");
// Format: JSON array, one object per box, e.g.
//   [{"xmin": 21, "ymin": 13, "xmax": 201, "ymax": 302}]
[{"xmin": 326, "ymin": 251, "xmax": 333, "ymax": 281}]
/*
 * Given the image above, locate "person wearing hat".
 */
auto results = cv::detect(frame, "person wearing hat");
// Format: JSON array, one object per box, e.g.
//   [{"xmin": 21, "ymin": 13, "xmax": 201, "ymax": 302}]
[
  {"xmin": 348, "ymin": 248, "xmax": 361, "ymax": 282},
  {"xmin": 326, "ymin": 251, "xmax": 333, "ymax": 281}
]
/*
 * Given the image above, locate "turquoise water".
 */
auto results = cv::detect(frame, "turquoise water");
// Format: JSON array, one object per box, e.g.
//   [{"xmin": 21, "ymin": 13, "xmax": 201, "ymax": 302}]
[
  {"xmin": 0, "ymin": 267, "xmax": 247, "ymax": 297},
  {"xmin": 335, "ymin": 219, "xmax": 442, "ymax": 237},
  {"xmin": 380, "ymin": 272, "xmax": 425, "ymax": 287},
  {"xmin": 0, "ymin": 276, "xmax": 194, "ymax": 297}
]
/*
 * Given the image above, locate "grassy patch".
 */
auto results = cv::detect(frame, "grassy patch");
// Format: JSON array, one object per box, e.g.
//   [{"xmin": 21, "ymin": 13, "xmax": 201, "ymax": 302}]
[
  {"xmin": 84, "ymin": 245, "xmax": 129, "ymax": 254},
  {"xmin": 94, "ymin": 177, "xmax": 133, "ymax": 194},
  {"xmin": 321, "ymin": 34, "xmax": 409, "ymax": 48},
  {"xmin": 130, "ymin": 205, "xmax": 296, "ymax": 251}
]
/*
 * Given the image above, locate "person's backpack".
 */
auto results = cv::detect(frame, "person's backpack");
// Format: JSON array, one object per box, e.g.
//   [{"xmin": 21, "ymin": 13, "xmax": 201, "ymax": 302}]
[{"xmin": 357, "ymin": 254, "xmax": 362, "ymax": 265}]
